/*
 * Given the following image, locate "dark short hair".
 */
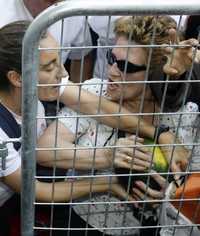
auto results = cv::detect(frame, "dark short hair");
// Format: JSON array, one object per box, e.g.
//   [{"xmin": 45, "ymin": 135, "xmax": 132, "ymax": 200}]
[
  {"xmin": 0, "ymin": 20, "xmax": 48, "ymax": 91},
  {"xmin": 185, "ymin": 15, "xmax": 200, "ymax": 39},
  {"xmin": 0, "ymin": 21, "xmax": 30, "ymax": 91}
]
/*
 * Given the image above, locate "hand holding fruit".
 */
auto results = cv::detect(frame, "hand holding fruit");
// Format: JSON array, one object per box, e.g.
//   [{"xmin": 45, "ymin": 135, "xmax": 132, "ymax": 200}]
[{"xmin": 107, "ymin": 135, "xmax": 153, "ymax": 171}]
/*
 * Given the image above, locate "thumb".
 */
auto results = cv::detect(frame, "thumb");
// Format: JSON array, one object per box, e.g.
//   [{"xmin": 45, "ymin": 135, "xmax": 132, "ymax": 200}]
[
  {"xmin": 171, "ymin": 161, "xmax": 180, "ymax": 173},
  {"xmin": 171, "ymin": 162, "xmax": 182, "ymax": 182},
  {"xmin": 180, "ymin": 158, "xmax": 188, "ymax": 171},
  {"xmin": 163, "ymin": 64, "xmax": 178, "ymax": 76}
]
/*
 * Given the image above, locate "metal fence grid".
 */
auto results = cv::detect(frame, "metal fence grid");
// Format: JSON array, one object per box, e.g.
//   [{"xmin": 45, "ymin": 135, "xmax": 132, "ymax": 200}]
[{"xmin": 21, "ymin": 1, "xmax": 200, "ymax": 236}]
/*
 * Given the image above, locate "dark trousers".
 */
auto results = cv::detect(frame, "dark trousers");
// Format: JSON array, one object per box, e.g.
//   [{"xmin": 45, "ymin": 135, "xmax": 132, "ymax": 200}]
[
  {"xmin": 35, "ymin": 205, "xmax": 111, "ymax": 236},
  {"xmin": 0, "ymin": 194, "xmax": 20, "ymax": 236}
]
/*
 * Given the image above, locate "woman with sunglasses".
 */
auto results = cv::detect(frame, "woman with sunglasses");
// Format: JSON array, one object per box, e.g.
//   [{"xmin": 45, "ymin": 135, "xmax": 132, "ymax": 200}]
[{"xmin": 42, "ymin": 15, "xmax": 199, "ymax": 236}]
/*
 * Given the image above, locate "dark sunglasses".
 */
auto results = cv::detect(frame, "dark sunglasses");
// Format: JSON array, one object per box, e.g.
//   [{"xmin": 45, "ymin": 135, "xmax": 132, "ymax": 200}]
[{"xmin": 106, "ymin": 49, "xmax": 146, "ymax": 74}]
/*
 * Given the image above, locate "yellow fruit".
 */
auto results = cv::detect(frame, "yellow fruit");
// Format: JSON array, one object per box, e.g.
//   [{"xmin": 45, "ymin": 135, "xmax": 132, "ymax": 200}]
[{"xmin": 144, "ymin": 138, "xmax": 168, "ymax": 173}]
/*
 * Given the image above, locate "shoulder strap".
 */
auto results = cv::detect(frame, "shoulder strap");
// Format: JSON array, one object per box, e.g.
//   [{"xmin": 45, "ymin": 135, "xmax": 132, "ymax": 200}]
[
  {"xmin": 117, "ymin": 130, "xmax": 126, "ymax": 138},
  {"xmin": 0, "ymin": 103, "xmax": 66, "ymax": 181},
  {"xmin": 0, "ymin": 103, "xmax": 21, "ymax": 151}
]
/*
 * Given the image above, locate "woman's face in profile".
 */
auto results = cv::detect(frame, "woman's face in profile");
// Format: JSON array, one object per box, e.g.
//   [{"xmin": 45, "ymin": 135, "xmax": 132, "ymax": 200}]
[
  {"xmin": 38, "ymin": 33, "xmax": 68, "ymax": 101},
  {"xmin": 107, "ymin": 36, "xmax": 147, "ymax": 102}
]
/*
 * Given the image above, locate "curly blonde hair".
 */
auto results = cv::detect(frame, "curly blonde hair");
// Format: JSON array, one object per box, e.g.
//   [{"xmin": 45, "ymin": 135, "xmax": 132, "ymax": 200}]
[{"xmin": 114, "ymin": 16, "xmax": 177, "ymax": 72}]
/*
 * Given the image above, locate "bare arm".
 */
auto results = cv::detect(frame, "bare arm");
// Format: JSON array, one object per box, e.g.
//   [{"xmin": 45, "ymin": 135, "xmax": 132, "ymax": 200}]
[
  {"xmin": 37, "ymin": 122, "xmax": 151, "ymax": 171},
  {"xmin": 158, "ymin": 132, "xmax": 189, "ymax": 173},
  {"xmin": 37, "ymin": 121, "xmax": 110, "ymax": 170},
  {"xmin": 60, "ymin": 85, "xmax": 190, "ymax": 172},
  {"xmin": 3, "ymin": 167, "xmax": 129, "ymax": 202},
  {"xmin": 60, "ymin": 82, "xmax": 155, "ymax": 138},
  {"xmin": 35, "ymin": 177, "xmax": 111, "ymax": 202}
]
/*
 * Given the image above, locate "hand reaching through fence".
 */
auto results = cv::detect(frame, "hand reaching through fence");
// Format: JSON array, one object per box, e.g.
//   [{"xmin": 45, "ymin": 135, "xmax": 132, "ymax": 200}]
[
  {"xmin": 111, "ymin": 182, "xmax": 136, "ymax": 203},
  {"xmin": 107, "ymin": 135, "xmax": 152, "ymax": 171},
  {"xmin": 163, "ymin": 28, "xmax": 200, "ymax": 76},
  {"xmin": 158, "ymin": 131, "xmax": 189, "ymax": 175},
  {"xmin": 132, "ymin": 172, "xmax": 166, "ymax": 208}
]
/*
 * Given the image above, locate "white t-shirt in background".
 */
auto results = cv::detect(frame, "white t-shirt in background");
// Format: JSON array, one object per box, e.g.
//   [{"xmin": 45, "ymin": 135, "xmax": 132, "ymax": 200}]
[{"xmin": 0, "ymin": 0, "xmax": 92, "ymax": 62}]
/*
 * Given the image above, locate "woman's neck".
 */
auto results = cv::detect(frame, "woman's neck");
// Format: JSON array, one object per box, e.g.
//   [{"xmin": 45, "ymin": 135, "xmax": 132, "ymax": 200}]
[
  {"xmin": 123, "ymin": 90, "xmax": 158, "ymax": 124},
  {"xmin": 0, "ymin": 90, "xmax": 22, "ymax": 116}
]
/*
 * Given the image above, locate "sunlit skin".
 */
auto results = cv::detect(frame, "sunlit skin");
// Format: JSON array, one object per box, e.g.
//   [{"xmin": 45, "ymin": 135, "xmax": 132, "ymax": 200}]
[{"xmin": 107, "ymin": 36, "xmax": 156, "ymax": 121}]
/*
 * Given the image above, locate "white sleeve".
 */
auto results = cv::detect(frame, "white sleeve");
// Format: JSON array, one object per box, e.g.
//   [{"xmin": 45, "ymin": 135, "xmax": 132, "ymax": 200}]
[
  {"xmin": 49, "ymin": 17, "xmax": 92, "ymax": 62},
  {"xmin": 59, "ymin": 107, "xmax": 90, "ymax": 135},
  {"xmin": 37, "ymin": 101, "xmax": 47, "ymax": 138},
  {"xmin": 81, "ymin": 78, "xmax": 107, "ymax": 96},
  {"xmin": 173, "ymin": 102, "xmax": 199, "ymax": 150},
  {"xmin": 59, "ymin": 76, "xmax": 69, "ymax": 97},
  {"xmin": 58, "ymin": 78, "xmax": 106, "ymax": 134},
  {"xmin": 0, "ymin": 129, "xmax": 20, "ymax": 177},
  {"xmin": 88, "ymin": 16, "xmax": 119, "ymax": 39},
  {"xmin": 67, "ymin": 17, "xmax": 92, "ymax": 60}
]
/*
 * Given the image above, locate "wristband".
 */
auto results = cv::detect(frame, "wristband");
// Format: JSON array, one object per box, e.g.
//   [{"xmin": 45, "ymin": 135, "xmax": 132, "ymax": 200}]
[{"xmin": 154, "ymin": 124, "xmax": 170, "ymax": 143}]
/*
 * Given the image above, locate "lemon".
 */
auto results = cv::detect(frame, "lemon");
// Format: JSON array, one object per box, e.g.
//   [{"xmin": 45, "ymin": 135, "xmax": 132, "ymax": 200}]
[
  {"xmin": 116, "ymin": 138, "xmax": 169, "ymax": 192},
  {"xmin": 144, "ymin": 138, "xmax": 168, "ymax": 173}
]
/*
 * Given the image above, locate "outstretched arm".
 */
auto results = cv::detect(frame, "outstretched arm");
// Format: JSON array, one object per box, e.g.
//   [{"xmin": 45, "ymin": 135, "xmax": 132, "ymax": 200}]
[
  {"xmin": 60, "ymin": 81, "xmax": 155, "ymax": 138},
  {"xmin": 3, "ymin": 167, "xmax": 132, "ymax": 202},
  {"xmin": 37, "ymin": 121, "xmax": 151, "ymax": 172},
  {"xmin": 59, "ymin": 84, "xmax": 189, "ymax": 172}
]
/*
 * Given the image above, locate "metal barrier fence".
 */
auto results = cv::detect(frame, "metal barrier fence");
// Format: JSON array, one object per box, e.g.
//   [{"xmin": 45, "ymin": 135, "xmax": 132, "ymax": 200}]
[{"xmin": 21, "ymin": 1, "xmax": 200, "ymax": 235}]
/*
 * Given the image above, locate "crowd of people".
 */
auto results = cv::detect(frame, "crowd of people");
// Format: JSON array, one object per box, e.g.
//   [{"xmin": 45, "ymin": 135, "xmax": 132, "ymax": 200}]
[{"xmin": 0, "ymin": 0, "xmax": 200, "ymax": 236}]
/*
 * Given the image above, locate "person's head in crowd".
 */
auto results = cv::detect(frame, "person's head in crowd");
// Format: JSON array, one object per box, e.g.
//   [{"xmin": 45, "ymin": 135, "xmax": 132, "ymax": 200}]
[
  {"xmin": 106, "ymin": 16, "xmax": 177, "ymax": 105},
  {"xmin": 0, "ymin": 21, "xmax": 67, "ymax": 112},
  {"xmin": 184, "ymin": 15, "xmax": 200, "ymax": 39},
  {"xmin": 23, "ymin": 0, "xmax": 60, "ymax": 17}
]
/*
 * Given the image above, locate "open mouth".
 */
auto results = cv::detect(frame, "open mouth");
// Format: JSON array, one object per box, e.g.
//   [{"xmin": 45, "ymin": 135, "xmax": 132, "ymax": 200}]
[
  {"xmin": 107, "ymin": 78, "xmax": 119, "ymax": 91},
  {"xmin": 51, "ymin": 85, "xmax": 60, "ymax": 93}
]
